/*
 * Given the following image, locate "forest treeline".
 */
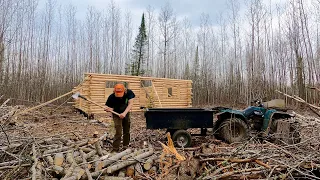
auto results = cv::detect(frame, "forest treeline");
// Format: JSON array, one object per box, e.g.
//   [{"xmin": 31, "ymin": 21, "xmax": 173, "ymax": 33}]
[{"xmin": 0, "ymin": 0, "xmax": 319, "ymax": 106}]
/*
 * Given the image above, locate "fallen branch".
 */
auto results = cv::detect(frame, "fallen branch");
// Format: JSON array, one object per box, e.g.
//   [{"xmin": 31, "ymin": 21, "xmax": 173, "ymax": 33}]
[
  {"xmin": 213, "ymin": 167, "xmax": 267, "ymax": 179},
  {"xmin": 31, "ymin": 144, "xmax": 38, "ymax": 180},
  {"xmin": 276, "ymin": 90, "xmax": 320, "ymax": 110},
  {"xmin": 80, "ymin": 150, "xmax": 93, "ymax": 180}
]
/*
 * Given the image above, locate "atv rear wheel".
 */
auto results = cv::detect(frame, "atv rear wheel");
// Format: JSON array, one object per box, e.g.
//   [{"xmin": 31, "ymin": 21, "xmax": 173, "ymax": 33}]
[
  {"xmin": 270, "ymin": 118, "xmax": 301, "ymax": 144},
  {"xmin": 219, "ymin": 118, "xmax": 248, "ymax": 143}
]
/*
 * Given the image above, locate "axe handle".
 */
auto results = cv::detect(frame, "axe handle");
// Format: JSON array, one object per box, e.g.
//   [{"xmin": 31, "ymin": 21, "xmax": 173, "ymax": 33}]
[{"xmin": 82, "ymin": 97, "xmax": 121, "ymax": 116}]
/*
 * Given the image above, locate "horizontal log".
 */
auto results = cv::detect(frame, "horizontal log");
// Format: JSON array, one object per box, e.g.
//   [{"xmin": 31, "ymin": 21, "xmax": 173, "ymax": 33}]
[
  {"xmin": 85, "ymin": 73, "xmax": 191, "ymax": 81},
  {"xmin": 0, "ymin": 143, "xmax": 22, "ymax": 151},
  {"xmin": 106, "ymin": 148, "xmax": 154, "ymax": 174},
  {"xmin": 0, "ymin": 160, "xmax": 19, "ymax": 167},
  {"xmin": 90, "ymin": 76, "xmax": 142, "ymax": 81},
  {"xmin": 43, "ymin": 140, "xmax": 89, "ymax": 155},
  {"xmin": 46, "ymin": 156, "xmax": 54, "ymax": 166},
  {"xmin": 143, "ymin": 155, "xmax": 158, "ymax": 171},
  {"xmin": 80, "ymin": 147, "xmax": 94, "ymax": 153},
  {"xmin": 121, "ymin": 149, "xmax": 147, "ymax": 160},
  {"xmin": 102, "ymin": 149, "xmax": 133, "ymax": 168},
  {"xmin": 54, "ymin": 153, "xmax": 64, "ymax": 166}
]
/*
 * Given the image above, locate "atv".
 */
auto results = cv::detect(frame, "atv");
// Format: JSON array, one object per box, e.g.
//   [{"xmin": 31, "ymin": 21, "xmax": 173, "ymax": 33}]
[{"xmin": 212, "ymin": 99, "xmax": 301, "ymax": 144}]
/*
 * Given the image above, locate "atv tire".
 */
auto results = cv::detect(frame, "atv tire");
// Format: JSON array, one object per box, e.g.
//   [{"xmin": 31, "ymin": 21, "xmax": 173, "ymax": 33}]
[
  {"xmin": 270, "ymin": 119, "xmax": 301, "ymax": 144},
  {"xmin": 219, "ymin": 118, "xmax": 248, "ymax": 143}
]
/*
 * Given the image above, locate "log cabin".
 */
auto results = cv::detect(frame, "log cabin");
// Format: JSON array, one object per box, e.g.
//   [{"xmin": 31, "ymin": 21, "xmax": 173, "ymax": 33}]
[{"xmin": 73, "ymin": 73, "xmax": 193, "ymax": 117}]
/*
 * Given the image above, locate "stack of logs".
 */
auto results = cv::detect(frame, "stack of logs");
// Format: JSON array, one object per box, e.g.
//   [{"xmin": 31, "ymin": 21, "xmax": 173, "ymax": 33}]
[{"xmin": 1, "ymin": 131, "xmax": 162, "ymax": 180}]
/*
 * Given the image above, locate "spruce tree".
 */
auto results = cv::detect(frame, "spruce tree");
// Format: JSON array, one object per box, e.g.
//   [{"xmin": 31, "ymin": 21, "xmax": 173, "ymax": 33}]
[{"xmin": 127, "ymin": 13, "xmax": 147, "ymax": 76}]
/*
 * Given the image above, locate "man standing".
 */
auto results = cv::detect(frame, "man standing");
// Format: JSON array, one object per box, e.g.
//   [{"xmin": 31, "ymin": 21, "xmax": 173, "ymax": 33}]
[{"xmin": 105, "ymin": 83, "xmax": 135, "ymax": 152}]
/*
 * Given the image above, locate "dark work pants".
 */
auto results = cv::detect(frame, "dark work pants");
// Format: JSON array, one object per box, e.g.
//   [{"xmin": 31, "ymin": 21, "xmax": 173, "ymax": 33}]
[{"xmin": 112, "ymin": 114, "xmax": 130, "ymax": 151}]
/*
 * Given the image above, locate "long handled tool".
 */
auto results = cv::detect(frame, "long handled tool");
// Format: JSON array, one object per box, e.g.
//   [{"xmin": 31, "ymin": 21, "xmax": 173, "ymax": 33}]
[{"xmin": 72, "ymin": 92, "xmax": 121, "ymax": 117}]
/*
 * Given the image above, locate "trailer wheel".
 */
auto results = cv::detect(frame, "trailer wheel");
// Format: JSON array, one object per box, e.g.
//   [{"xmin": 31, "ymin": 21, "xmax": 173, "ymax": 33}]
[
  {"xmin": 219, "ymin": 118, "xmax": 248, "ymax": 143},
  {"xmin": 172, "ymin": 130, "xmax": 192, "ymax": 148}
]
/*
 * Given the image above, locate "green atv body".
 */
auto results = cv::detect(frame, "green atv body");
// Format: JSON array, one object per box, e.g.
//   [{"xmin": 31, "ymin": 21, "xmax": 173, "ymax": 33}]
[{"xmin": 212, "ymin": 100, "xmax": 300, "ymax": 144}]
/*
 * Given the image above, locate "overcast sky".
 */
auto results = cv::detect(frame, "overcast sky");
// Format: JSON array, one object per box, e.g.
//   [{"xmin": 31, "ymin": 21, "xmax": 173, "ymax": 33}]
[
  {"xmin": 38, "ymin": 0, "xmax": 249, "ymax": 28},
  {"xmin": 37, "ymin": 0, "xmax": 292, "ymax": 35}
]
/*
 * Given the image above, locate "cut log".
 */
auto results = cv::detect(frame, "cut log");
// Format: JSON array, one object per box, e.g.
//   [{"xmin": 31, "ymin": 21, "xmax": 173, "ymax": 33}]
[
  {"xmin": 74, "ymin": 156, "xmax": 83, "ymax": 164},
  {"xmin": 121, "ymin": 149, "xmax": 146, "ymax": 160},
  {"xmin": 118, "ymin": 169, "xmax": 126, "ymax": 177},
  {"xmin": 102, "ymin": 149, "xmax": 133, "ymax": 168},
  {"xmin": 54, "ymin": 153, "xmax": 64, "ymax": 166},
  {"xmin": 76, "ymin": 139, "xmax": 89, "ymax": 147},
  {"xmin": 94, "ymin": 156, "xmax": 104, "ymax": 172},
  {"xmin": 90, "ymin": 168, "xmax": 107, "ymax": 178},
  {"xmin": 0, "ymin": 143, "xmax": 22, "ymax": 151},
  {"xmin": 0, "ymin": 160, "xmax": 19, "ymax": 167},
  {"xmin": 143, "ymin": 154, "xmax": 158, "ymax": 170},
  {"xmin": 94, "ymin": 141, "xmax": 103, "ymax": 156},
  {"xmin": 61, "ymin": 176, "xmax": 77, "ymax": 180},
  {"xmin": 72, "ymin": 166, "xmax": 85, "ymax": 180},
  {"xmin": 66, "ymin": 151, "xmax": 76, "ymax": 164},
  {"xmin": 73, "ymin": 151, "xmax": 81, "ymax": 157},
  {"xmin": 53, "ymin": 165, "xmax": 65, "ymax": 175},
  {"xmin": 86, "ymin": 150, "xmax": 97, "ymax": 159},
  {"xmin": 121, "ymin": 150, "xmax": 138, "ymax": 160},
  {"xmin": 107, "ymin": 148, "xmax": 154, "ymax": 174},
  {"xmin": 36, "ymin": 162, "xmax": 43, "ymax": 179},
  {"xmin": 80, "ymin": 150, "xmax": 93, "ymax": 180},
  {"xmin": 44, "ymin": 146, "xmax": 70, "ymax": 155},
  {"xmin": 31, "ymin": 144, "xmax": 38, "ymax": 180},
  {"xmin": 126, "ymin": 165, "xmax": 135, "ymax": 177},
  {"xmin": 148, "ymin": 166, "xmax": 157, "ymax": 175},
  {"xmin": 62, "ymin": 163, "xmax": 76, "ymax": 179},
  {"xmin": 80, "ymin": 147, "xmax": 93, "ymax": 153},
  {"xmin": 134, "ymin": 163, "xmax": 143, "ymax": 177}
]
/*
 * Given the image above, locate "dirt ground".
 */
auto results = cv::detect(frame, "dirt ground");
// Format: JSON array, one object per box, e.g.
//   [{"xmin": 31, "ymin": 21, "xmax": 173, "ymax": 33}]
[
  {"xmin": 7, "ymin": 104, "xmax": 320, "ymax": 150},
  {"xmin": 11, "ymin": 105, "xmax": 216, "ymax": 150}
]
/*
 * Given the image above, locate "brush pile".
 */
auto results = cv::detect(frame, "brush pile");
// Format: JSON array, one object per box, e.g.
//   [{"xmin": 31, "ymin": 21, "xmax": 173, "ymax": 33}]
[{"xmin": 1, "ymin": 104, "xmax": 320, "ymax": 179}]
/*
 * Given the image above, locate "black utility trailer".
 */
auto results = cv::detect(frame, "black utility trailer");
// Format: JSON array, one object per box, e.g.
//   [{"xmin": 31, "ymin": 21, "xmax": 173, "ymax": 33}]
[{"xmin": 144, "ymin": 108, "xmax": 215, "ymax": 147}]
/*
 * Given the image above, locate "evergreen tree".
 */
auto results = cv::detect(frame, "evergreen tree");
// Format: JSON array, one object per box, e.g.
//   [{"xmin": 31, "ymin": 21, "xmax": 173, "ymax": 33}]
[
  {"xmin": 183, "ymin": 63, "xmax": 190, "ymax": 79},
  {"xmin": 127, "ymin": 13, "xmax": 147, "ymax": 76}
]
